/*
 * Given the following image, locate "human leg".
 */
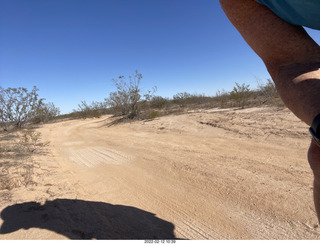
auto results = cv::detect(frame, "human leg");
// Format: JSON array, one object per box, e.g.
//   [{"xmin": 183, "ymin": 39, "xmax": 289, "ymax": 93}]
[
  {"xmin": 219, "ymin": 0, "xmax": 320, "ymax": 125},
  {"xmin": 220, "ymin": 0, "xmax": 320, "ymax": 222},
  {"xmin": 309, "ymin": 140, "xmax": 320, "ymax": 219}
]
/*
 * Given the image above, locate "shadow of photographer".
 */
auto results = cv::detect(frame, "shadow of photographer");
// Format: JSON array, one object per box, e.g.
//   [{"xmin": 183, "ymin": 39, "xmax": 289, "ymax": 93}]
[{"xmin": 0, "ymin": 198, "xmax": 176, "ymax": 240}]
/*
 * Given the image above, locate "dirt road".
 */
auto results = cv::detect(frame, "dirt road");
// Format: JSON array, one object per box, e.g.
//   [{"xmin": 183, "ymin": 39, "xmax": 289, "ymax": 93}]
[{"xmin": 0, "ymin": 107, "xmax": 319, "ymax": 239}]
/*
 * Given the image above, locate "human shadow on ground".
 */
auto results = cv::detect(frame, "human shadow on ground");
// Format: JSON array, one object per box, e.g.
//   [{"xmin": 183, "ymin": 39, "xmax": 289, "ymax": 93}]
[{"xmin": 0, "ymin": 198, "xmax": 176, "ymax": 240}]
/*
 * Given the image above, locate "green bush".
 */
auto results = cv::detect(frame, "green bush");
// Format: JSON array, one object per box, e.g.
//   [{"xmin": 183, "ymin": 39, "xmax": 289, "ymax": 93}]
[
  {"xmin": 230, "ymin": 82, "xmax": 251, "ymax": 108},
  {"xmin": 148, "ymin": 110, "xmax": 159, "ymax": 119},
  {"xmin": 150, "ymin": 96, "xmax": 169, "ymax": 109}
]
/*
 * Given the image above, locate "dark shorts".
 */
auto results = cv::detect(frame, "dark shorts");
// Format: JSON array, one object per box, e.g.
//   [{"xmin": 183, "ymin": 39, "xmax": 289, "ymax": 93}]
[{"xmin": 255, "ymin": 0, "xmax": 320, "ymax": 30}]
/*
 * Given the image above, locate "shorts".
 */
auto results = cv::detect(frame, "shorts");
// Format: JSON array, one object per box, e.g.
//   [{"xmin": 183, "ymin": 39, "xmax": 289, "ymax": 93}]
[{"xmin": 255, "ymin": 0, "xmax": 320, "ymax": 30}]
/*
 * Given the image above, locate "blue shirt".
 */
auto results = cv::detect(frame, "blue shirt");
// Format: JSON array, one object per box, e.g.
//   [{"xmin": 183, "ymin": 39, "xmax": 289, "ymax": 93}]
[{"xmin": 256, "ymin": 0, "xmax": 320, "ymax": 30}]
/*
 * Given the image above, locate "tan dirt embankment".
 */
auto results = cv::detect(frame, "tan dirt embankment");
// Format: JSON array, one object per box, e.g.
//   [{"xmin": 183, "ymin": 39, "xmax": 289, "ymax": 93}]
[{"xmin": 0, "ymin": 106, "xmax": 319, "ymax": 239}]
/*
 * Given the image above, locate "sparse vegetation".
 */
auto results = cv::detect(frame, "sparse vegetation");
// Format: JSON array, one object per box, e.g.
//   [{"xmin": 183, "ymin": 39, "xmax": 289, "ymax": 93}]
[
  {"xmin": 148, "ymin": 110, "xmax": 159, "ymax": 119},
  {"xmin": 256, "ymin": 78, "xmax": 281, "ymax": 105},
  {"xmin": 230, "ymin": 82, "xmax": 251, "ymax": 109},
  {"xmin": 0, "ymin": 86, "xmax": 43, "ymax": 130},
  {"xmin": 94, "ymin": 75, "xmax": 283, "ymax": 122},
  {"xmin": 105, "ymin": 70, "xmax": 157, "ymax": 119},
  {"xmin": 0, "ymin": 86, "xmax": 60, "ymax": 130},
  {"xmin": 11, "ymin": 76, "xmax": 282, "ymax": 126},
  {"xmin": 18, "ymin": 130, "xmax": 48, "ymax": 154},
  {"xmin": 215, "ymin": 89, "xmax": 230, "ymax": 108},
  {"xmin": 0, "ymin": 129, "xmax": 48, "ymax": 196},
  {"xmin": 73, "ymin": 101, "xmax": 107, "ymax": 119},
  {"xmin": 150, "ymin": 96, "xmax": 169, "ymax": 109},
  {"xmin": 32, "ymin": 102, "xmax": 60, "ymax": 124},
  {"xmin": 172, "ymin": 92, "xmax": 207, "ymax": 107},
  {"xmin": 0, "ymin": 86, "xmax": 57, "ymax": 198}
]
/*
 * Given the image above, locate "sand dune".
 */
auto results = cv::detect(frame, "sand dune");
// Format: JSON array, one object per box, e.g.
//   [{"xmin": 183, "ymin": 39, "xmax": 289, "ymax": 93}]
[{"xmin": 0, "ymin": 106, "xmax": 319, "ymax": 239}]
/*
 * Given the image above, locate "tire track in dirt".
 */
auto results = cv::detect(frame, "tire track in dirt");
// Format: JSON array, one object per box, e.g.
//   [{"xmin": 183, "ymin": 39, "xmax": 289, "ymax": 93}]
[
  {"xmin": 68, "ymin": 147, "xmax": 131, "ymax": 167},
  {"xmin": 33, "ymin": 108, "xmax": 320, "ymax": 239},
  {"xmin": 99, "ymin": 165, "xmax": 219, "ymax": 239},
  {"xmin": 63, "ymin": 114, "xmax": 317, "ymax": 239}
]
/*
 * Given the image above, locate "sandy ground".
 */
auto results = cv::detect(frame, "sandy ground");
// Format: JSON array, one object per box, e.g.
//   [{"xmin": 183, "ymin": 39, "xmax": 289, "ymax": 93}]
[{"xmin": 0, "ymin": 106, "xmax": 319, "ymax": 239}]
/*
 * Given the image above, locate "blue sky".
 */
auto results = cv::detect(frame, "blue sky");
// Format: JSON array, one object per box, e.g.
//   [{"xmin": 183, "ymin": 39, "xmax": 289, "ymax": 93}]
[{"xmin": 1, "ymin": 0, "xmax": 319, "ymax": 114}]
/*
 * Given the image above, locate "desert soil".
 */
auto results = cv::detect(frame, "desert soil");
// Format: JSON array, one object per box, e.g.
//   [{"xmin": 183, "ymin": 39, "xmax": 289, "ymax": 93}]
[{"xmin": 0, "ymin": 106, "xmax": 319, "ymax": 239}]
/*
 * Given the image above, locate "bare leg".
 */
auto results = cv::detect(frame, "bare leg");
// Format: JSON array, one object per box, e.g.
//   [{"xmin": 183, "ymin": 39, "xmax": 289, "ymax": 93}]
[
  {"xmin": 220, "ymin": 0, "xmax": 320, "ymax": 125},
  {"xmin": 309, "ymin": 140, "xmax": 320, "ymax": 220},
  {"xmin": 220, "ymin": 0, "xmax": 320, "ymax": 221}
]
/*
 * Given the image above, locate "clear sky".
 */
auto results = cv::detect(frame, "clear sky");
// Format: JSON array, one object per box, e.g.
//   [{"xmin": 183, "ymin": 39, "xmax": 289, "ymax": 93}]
[{"xmin": 1, "ymin": 0, "xmax": 320, "ymax": 114}]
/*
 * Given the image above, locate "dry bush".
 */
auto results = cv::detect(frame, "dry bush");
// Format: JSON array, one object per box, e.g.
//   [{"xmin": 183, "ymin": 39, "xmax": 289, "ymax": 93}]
[
  {"xmin": 17, "ymin": 130, "xmax": 49, "ymax": 154},
  {"xmin": 0, "ymin": 129, "xmax": 46, "ymax": 195},
  {"xmin": 148, "ymin": 110, "xmax": 159, "ymax": 119},
  {"xmin": 215, "ymin": 89, "xmax": 230, "ymax": 108},
  {"xmin": 32, "ymin": 102, "xmax": 61, "ymax": 123},
  {"xmin": 150, "ymin": 96, "xmax": 169, "ymax": 109},
  {"xmin": 172, "ymin": 92, "xmax": 208, "ymax": 107},
  {"xmin": 0, "ymin": 161, "xmax": 36, "ymax": 191},
  {"xmin": 19, "ymin": 163, "xmax": 35, "ymax": 187},
  {"xmin": 106, "ymin": 70, "xmax": 157, "ymax": 119},
  {"xmin": 0, "ymin": 174, "xmax": 17, "ymax": 191},
  {"xmin": 0, "ymin": 86, "xmax": 61, "ymax": 131},
  {"xmin": 73, "ymin": 101, "xmax": 104, "ymax": 119}
]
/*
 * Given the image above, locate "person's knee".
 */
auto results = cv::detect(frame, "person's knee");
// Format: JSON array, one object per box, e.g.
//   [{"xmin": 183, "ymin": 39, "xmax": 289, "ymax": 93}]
[{"xmin": 271, "ymin": 61, "xmax": 320, "ymax": 125}]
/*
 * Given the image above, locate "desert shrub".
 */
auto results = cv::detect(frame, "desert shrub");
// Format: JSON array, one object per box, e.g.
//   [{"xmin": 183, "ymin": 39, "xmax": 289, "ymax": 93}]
[
  {"xmin": 0, "ymin": 173, "xmax": 18, "ymax": 191},
  {"xmin": 150, "ymin": 96, "xmax": 169, "ymax": 109},
  {"xmin": 215, "ymin": 89, "xmax": 230, "ymax": 108},
  {"xmin": 0, "ymin": 160, "xmax": 36, "ymax": 190},
  {"xmin": 188, "ymin": 93, "xmax": 207, "ymax": 105},
  {"xmin": 17, "ymin": 130, "xmax": 47, "ymax": 153},
  {"xmin": 90, "ymin": 109, "xmax": 102, "ymax": 118},
  {"xmin": 0, "ymin": 86, "xmax": 61, "ymax": 129},
  {"xmin": 73, "ymin": 101, "xmax": 104, "ymax": 119},
  {"xmin": 0, "ymin": 128, "xmax": 47, "ymax": 193},
  {"xmin": 148, "ymin": 110, "xmax": 159, "ymax": 119},
  {"xmin": 106, "ymin": 71, "xmax": 141, "ymax": 117},
  {"xmin": 75, "ymin": 101, "xmax": 91, "ymax": 119},
  {"xmin": 106, "ymin": 70, "xmax": 156, "ymax": 119},
  {"xmin": 172, "ymin": 92, "xmax": 192, "ymax": 106},
  {"xmin": 172, "ymin": 92, "xmax": 207, "ymax": 107},
  {"xmin": 20, "ymin": 164, "xmax": 34, "ymax": 187},
  {"xmin": 32, "ymin": 102, "xmax": 60, "ymax": 123},
  {"xmin": 256, "ymin": 78, "xmax": 280, "ymax": 105},
  {"xmin": 0, "ymin": 86, "xmax": 44, "ymax": 129},
  {"xmin": 230, "ymin": 82, "xmax": 251, "ymax": 108}
]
